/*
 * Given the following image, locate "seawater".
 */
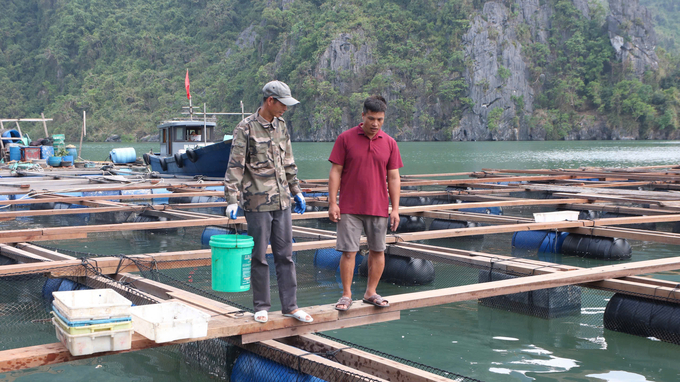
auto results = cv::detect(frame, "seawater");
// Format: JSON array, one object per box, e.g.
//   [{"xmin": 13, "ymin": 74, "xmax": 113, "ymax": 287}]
[{"xmin": 4, "ymin": 140, "xmax": 680, "ymax": 382}]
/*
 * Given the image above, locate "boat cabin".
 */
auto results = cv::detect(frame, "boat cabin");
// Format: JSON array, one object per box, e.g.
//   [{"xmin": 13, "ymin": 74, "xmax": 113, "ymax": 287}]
[{"xmin": 157, "ymin": 120, "xmax": 216, "ymax": 156}]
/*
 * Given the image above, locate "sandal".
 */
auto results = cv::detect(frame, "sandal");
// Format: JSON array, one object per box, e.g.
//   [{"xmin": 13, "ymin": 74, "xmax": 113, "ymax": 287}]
[
  {"xmin": 335, "ymin": 296, "xmax": 353, "ymax": 311},
  {"xmin": 283, "ymin": 309, "xmax": 313, "ymax": 323},
  {"xmin": 254, "ymin": 310, "xmax": 268, "ymax": 323},
  {"xmin": 362, "ymin": 294, "xmax": 389, "ymax": 308}
]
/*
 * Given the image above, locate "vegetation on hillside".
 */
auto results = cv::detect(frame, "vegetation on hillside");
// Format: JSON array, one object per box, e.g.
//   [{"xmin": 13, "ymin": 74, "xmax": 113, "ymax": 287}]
[
  {"xmin": 641, "ymin": 0, "xmax": 680, "ymax": 54},
  {"xmin": 0, "ymin": 0, "xmax": 679, "ymax": 141},
  {"xmin": 533, "ymin": 0, "xmax": 680, "ymax": 139}
]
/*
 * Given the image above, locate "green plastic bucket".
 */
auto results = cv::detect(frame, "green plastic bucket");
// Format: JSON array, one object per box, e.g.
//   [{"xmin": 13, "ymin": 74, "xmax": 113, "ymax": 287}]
[{"xmin": 210, "ymin": 234, "xmax": 254, "ymax": 292}]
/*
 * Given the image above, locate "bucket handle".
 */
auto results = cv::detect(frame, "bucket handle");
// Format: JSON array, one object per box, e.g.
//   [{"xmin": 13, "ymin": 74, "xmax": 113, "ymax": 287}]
[{"xmin": 227, "ymin": 216, "xmax": 242, "ymax": 244}]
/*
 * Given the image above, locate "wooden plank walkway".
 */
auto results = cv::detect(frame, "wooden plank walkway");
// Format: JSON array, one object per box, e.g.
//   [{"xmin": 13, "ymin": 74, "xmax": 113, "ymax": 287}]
[{"xmin": 4, "ymin": 167, "xmax": 680, "ymax": 379}]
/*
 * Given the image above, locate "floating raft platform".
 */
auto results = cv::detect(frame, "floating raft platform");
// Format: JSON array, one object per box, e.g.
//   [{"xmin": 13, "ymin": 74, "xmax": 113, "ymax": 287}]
[{"xmin": 2, "ymin": 165, "xmax": 680, "ymax": 381}]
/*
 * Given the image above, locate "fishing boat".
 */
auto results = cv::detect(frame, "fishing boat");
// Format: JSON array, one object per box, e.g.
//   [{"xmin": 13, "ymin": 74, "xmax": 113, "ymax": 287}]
[
  {"xmin": 142, "ymin": 119, "xmax": 234, "ymax": 178},
  {"xmin": 143, "ymin": 71, "xmax": 249, "ymax": 178}
]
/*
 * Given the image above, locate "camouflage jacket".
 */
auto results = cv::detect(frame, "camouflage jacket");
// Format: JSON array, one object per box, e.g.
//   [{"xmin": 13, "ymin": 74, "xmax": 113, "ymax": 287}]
[{"xmin": 224, "ymin": 109, "xmax": 301, "ymax": 212}]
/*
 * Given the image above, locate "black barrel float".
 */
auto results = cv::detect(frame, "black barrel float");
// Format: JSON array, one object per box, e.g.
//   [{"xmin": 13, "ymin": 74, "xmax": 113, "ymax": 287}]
[
  {"xmin": 400, "ymin": 196, "xmax": 431, "ymax": 206},
  {"xmin": 604, "ymin": 293, "xmax": 680, "ymax": 345},
  {"xmin": 429, "ymin": 219, "xmax": 479, "ymax": 230},
  {"xmin": 132, "ymin": 213, "xmax": 177, "ymax": 233},
  {"xmin": 359, "ymin": 254, "xmax": 434, "ymax": 286},
  {"xmin": 0, "ymin": 255, "xmax": 15, "ymax": 266},
  {"xmin": 478, "ymin": 270, "xmax": 581, "ymax": 318},
  {"xmin": 561, "ymin": 234, "xmax": 631, "ymax": 260},
  {"xmin": 396, "ymin": 216, "xmax": 426, "ymax": 233},
  {"xmin": 143, "ymin": 152, "xmax": 151, "ymax": 165}
]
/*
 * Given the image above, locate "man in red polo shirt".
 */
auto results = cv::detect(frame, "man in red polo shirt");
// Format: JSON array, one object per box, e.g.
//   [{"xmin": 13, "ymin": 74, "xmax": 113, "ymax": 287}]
[{"xmin": 328, "ymin": 95, "xmax": 403, "ymax": 311}]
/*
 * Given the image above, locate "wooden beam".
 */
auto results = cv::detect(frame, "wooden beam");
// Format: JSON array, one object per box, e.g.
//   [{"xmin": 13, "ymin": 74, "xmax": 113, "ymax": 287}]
[
  {"xmin": 389, "ymin": 242, "xmax": 680, "ymax": 302},
  {"xmin": 281, "ymin": 334, "xmax": 456, "ymax": 382},
  {"xmin": 240, "ymin": 311, "xmax": 400, "ymax": 344},
  {"xmin": 0, "ymin": 334, "xmax": 166, "ymax": 373},
  {"xmin": 376, "ymin": 257, "xmax": 680, "ymax": 312},
  {"xmin": 0, "ymin": 244, "xmax": 51, "ymax": 263}
]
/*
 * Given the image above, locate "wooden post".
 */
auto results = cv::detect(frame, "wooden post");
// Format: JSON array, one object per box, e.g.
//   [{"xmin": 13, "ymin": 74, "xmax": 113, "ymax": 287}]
[
  {"xmin": 14, "ymin": 121, "xmax": 23, "ymax": 142},
  {"xmin": 188, "ymin": 96, "xmax": 193, "ymax": 120},
  {"xmin": 203, "ymin": 103, "xmax": 207, "ymax": 144},
  {"xmin": 79, "ymin": 111, "xmax": 85, "ymax": 160},
  {"xmin": 0, "ymin": 120, "xmax": 5, "ymax": 154},
  {"xmin": 40, "ymin": 113, "xmax": 48, "ymax": 137}
]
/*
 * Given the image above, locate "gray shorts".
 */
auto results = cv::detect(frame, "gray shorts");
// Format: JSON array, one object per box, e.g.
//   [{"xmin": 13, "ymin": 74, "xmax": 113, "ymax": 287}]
[{"xmin": 336, "ymin": 214, "xmax": 388, "ymax": 253}]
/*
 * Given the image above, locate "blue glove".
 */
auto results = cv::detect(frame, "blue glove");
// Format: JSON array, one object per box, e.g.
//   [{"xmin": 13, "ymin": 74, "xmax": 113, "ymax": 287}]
[
  {"xmin": 226, "ymin": 204, "xmax": 238, "ymax": 219},
  {"xmin": 293, "ymin": 194, "xmax": 306, "ymax": 215}
]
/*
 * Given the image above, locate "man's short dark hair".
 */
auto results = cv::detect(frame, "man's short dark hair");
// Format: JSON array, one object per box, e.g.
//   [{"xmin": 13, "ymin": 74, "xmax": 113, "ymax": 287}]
[{"xmin": 363, "ymin": 95, "xmax": 387, "ymax": 114}]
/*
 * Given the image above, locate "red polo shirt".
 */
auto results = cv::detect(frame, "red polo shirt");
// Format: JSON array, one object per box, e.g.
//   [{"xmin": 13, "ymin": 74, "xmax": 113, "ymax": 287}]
[{"xmin": 328, "ymin": 124, "xmax": 403, "ymax": 217}]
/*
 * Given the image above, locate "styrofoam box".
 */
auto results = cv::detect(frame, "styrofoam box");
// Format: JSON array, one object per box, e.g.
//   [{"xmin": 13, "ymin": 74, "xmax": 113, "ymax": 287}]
[
  {"xmin": 131, "ymin": 301, "xmax": 210, "ymax": 343},
  {"xmin": 52, "ymin": 289, "xmax": 132, "ymax": 321},
  {"xmin": 533, "ymin": 210, "xmax": 579, "ymax": 223},
  {"xmin": 54, "ymin": 318, "xmax": 132, "ymax": 356}
]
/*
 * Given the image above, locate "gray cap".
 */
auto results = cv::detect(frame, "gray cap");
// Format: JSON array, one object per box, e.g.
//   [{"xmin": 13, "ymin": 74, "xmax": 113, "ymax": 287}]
[{"xmin": 262, "ymin": 80, "xmax": 300, "ymax": 106}]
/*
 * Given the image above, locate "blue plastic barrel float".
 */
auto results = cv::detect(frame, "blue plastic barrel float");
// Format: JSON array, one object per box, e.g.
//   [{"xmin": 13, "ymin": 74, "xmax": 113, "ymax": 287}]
[
  {"xmin": 8, "ymin": 145, "xmax": 21, "ymax": 161},
  {"xmin": 512, "ymin": 230, "xmax": 569, "ymax": 254},
  {"xmin": 201, "ymin": 226, "xmax": 236, "ymax": 246},
  {"xmin": 110, "ymin": 147, "xmax": 137, "ymax": 163},
  {"xmin": 66, "ymin": 147, "xmax": 77, "ymax": 158},
  {"xmin": 1, "ymin": 129, "xmax": 21, "ymax": 145},
  {"xmin": 313, "ymin": 248, "xmax": 363, "ymax": 275},
  {"xmin": 231, "ymin": 352, "xmax": 326, "ymax": 382}
]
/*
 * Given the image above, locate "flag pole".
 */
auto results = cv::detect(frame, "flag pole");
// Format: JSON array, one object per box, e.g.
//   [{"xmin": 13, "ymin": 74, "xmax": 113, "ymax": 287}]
[
  {"xmin": 79, "ymin": 111, "xmax": 86, "ymax": 160},
  {"xmin": 186, "ymin": 69, "xmax": 192, "ymax": 120}
]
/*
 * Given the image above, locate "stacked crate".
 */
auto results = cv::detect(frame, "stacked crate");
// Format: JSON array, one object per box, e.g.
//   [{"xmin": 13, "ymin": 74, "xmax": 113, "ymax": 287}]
[{"xmin": 51, "ymin": 289, "xmax": 133, "ymax": 356}]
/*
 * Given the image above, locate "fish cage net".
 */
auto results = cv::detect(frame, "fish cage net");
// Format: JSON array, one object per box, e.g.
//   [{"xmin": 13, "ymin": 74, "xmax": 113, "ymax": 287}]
[{"xmin": 2, "ymin": 229, "xmax": 680, "ymax": 381}]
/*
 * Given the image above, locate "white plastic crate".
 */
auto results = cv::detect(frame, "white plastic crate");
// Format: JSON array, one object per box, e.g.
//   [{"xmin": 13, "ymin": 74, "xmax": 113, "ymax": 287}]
[
  {"xmin": 131, "ymin": 301, "xmax": 210, "ymax": 343},
  {"xmin": 52, "ymin": 289, "xmax": 132, "ymax": 321},
  {"xmin": 533, "ymin": 210, "xmax": 579, "ymax": 222},
  {"xmin": 54, "ymin": 318, "xmax": 132, "ymax": 356}
]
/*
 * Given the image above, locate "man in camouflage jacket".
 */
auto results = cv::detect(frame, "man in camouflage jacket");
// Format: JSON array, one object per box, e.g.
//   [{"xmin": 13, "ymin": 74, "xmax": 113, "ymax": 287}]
[{"xmin": 224, "ymin": 81, "xmax": 312, "ymax": 324}]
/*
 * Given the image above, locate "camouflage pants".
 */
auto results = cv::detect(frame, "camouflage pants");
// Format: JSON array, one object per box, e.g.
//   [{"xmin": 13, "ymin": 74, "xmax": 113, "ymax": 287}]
[{"xmin": 245, "ymin": 208, "xmax": 298, "ymax": 314}]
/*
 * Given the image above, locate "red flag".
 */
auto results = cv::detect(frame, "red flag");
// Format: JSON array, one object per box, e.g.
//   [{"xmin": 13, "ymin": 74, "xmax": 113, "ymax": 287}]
[{"xmin": 185, "ymin": 69, "xmax": 191, "ymax": 100}]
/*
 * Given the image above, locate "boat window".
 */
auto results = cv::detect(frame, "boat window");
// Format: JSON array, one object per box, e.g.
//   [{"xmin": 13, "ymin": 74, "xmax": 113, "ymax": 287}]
[
  {"xmin": 175, "ymin": 127, "xmax": 184, "ymax": 141},
  {"xmin": 187, "ymin": 128, "xmax": 202, "ymax": 142}
]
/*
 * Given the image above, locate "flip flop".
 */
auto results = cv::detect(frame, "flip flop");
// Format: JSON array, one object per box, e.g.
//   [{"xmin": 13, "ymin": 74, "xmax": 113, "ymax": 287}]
[
  {"xmin": 283, "ymin": 309, "xmax": 314, "ymax": 323},
  {"xmin": 254, "ymin": 310, "xmax": 268, "ymax": 323},
  {"xmin": 362, "ymin": 294, "xmax": 389, "ymax": 308},
  {"xmin": 335, "ymin": 296, "xmax": 353, "ymax": 311}
]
